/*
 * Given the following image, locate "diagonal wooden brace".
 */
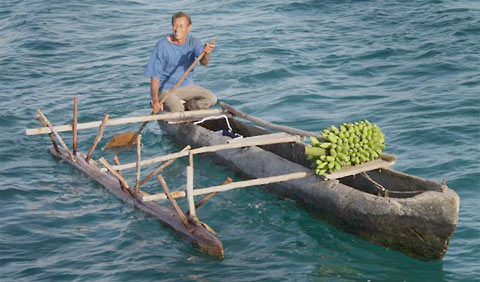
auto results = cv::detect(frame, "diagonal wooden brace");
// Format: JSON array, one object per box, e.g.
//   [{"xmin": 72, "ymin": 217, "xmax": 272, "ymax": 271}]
[
  {"xmin": 36, "ymin": 109, "xmax": 75, "ymax": 162},
  {"xmin": 99, "ymin": 157, "xmax": 130, "ymax": 190},
  {"xmin": 157, "ymin": 175, "xmax": 193, "ymax": 233},
  {"xmin": 86, "ymin": 114, "xmax": 109, "ymax": 163}
]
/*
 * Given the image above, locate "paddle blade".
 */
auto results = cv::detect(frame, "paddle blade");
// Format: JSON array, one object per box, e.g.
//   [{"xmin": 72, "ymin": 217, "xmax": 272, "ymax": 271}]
[{"xmin": 104, "ymin": 131, "xmax": 137, "ymax": 149}]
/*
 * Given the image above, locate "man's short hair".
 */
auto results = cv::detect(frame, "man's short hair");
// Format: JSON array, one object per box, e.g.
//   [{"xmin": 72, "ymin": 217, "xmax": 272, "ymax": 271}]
[{"xmin": 172, "ymin": 11, "xmax": 192, "ymax": 25}]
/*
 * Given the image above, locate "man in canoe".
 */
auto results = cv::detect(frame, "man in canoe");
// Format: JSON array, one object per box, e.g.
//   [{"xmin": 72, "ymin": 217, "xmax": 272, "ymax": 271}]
[{"xmin": 144, "ymin": 11, "xmax": 217, "ymax": 113}]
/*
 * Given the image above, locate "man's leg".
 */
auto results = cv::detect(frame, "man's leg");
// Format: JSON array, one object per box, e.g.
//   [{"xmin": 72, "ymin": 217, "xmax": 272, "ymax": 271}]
[
  {"xmin": 161, "ymin": 89, "xmax": 185, "ymax": 112},
  {"xmin": 174, "ymin": 85, "xmax": 217, "ymax": 111}
]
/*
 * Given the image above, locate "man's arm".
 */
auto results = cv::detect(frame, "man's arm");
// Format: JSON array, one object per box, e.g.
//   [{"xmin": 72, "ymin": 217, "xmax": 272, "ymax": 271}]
[
  {"xmin": 150, "ymin": 77, "xmax": 163, "ymax": 112},
  {"xmin": 200, "ymin": 40, "xmax": 215, "ymax": 66}
]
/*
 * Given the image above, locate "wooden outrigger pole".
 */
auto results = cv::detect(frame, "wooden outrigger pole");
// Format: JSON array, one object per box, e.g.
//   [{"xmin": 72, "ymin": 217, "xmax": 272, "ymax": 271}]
[{"xmin": 26, "ymin": 109, "xmax": 223, "ymax": 135}]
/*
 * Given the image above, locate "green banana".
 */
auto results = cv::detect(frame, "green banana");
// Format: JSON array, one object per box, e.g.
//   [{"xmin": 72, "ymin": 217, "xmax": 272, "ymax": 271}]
[{"xmin": 305, "ymin": 119, "xmax": 386, "ymax": 175}]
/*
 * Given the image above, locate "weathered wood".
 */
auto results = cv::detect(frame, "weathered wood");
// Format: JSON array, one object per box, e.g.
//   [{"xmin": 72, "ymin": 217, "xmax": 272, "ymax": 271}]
[
  {"xmin": 142, "ymin": 190, "xmax": 187, "ymax": 201},
  {"xmin": 143, "ymin": 172, "xmax": 310, "ymax": 201},
  {"xmin": 26, "ymin": 108, "xmax": 223, "ymax": 136},
  {"xmin": 135, "ymin": 134, "xmax": 142, "ymax": 193},
  {"xmin": 157, "ymin": 175, "xmax": 192, "ymax": 232},
  {"xmin": 227, "ymin": 132, "xmax": 292, "ymax": 143},
  {"xmin": 220, "ymin": 102, "xmax": 322, "ymax": 138},
  {"xmin": 138, "ymin": 145, "xmax": 191, "ymax": 187},
  {"xmin": 189, "ymin": 150, "xmax": 194, "ymax": 168},
  {"xmin": 36, "ymin": 109, "xmax": 75, "ymax": 161},
  {"xmin": 49, "ymin": 146, "xmax": 223, "ymax": 258},
  {"xmin": 323, "ymin": 153, "xmax": 397, "ymax": 180},
  {"xmin": 193, "ymin": 172, "xmax": 311, "ymax": 196},
  {"xmin": 86, "ymin": 114, "xmax": 109, "ymax": 163},
  {"xmin": 99, "ymin": 157, "xmax": 130, "ymax": 189},
  {"xmin": 49, "ymin": 132, "xmax": 60, "ymax": 154},
  {"xmin": 103, "ymin": 134, "xmax": 301, "ymax": 172},
  {"xmin": 186, "ymin": 165, "xmax": 196, "ymax": 217},
  {"xmin": 113, "ymin": 155, "xmax": 127, "ymax": 190},
  {"xmin": 73, "ymin": 96, "xmax": 78, "ymax": 155},
  {"xmin": 143, "ymin": 177, "xmax": 233, "ymax": 203}
]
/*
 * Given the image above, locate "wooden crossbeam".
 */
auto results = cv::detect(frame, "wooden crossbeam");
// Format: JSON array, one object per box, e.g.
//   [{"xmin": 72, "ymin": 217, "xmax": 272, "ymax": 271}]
[
  {"xmin": 25, "ymin": 109, "xmax": 223, "ymax": 135},
  {"xmin": 102, "ymin": 133, "xmax": 301, "ymax": 172},
  {"xmin": 193, "ymin": 172, "xmax": 311, "ymax": 195},
  {"xmin": 323, "ymin": 153, "xmax": 397, "ymax": 180},
  {"xmin": 220, "ymin": 102, "xmax": 322, "ymax": 138},
  {"xmin": 227, "ymin": 132, "xmax": 292, "ymax": 143},
  {"xmin": 142, "ymin": 172, "xmax": 311, "ymax": 202}
]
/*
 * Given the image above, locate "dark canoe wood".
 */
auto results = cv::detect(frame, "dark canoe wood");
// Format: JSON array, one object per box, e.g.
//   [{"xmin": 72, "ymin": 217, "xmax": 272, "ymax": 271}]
[
  {"xmin": 48, "ymin": 146, "xmax": 224, "ymax": 258},
  {"xmin": 159, "ymin": 116, "xmax": 459, "ymax": 260}
]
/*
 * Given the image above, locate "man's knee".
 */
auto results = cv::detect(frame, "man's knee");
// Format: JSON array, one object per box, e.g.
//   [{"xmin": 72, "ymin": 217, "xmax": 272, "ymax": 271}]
[{"xmin": 162, "ymin": 91, "xmax": 185, "ymax": 112}]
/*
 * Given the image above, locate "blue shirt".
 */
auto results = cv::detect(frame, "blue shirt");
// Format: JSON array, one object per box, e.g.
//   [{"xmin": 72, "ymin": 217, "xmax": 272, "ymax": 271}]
[{"xmin": 144, "ymin": 35, "xmax": 204, "ymax": 91}]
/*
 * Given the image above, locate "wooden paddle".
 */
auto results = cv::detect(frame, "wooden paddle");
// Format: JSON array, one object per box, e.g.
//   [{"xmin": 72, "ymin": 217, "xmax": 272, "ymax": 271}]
[{"xmin": 104, "ymin": 39, "xmax": 216, "ymax": 149}]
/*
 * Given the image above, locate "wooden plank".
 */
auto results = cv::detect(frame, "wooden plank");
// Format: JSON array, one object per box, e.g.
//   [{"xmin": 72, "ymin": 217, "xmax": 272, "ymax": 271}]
[
  {"xmin": 323, "ymin": 153, "xmax": 397, "ymax": 180},
  {"xmin": 102, "ymin": 134, "xmax": 302, "ymax": 172},
  {"xmin": 227, "ymin": 132, "xmax": 292, "ymax": 143},
  {"xmin": 220, "ymin": 102, "xmax": 322, "ymax": 138},
  {"xmin": 26, "ymin": 109, "xmax": 223, "ymax": 135},
  {"xmin": 143, "ymin": 190, "xmax": 186, "ymax": 201},
  {"xmin": 142, "ymin": 172, "xmax": 311, "ymax": 202},
  {"xmin": 193, "ymin": 172, "xmax": 311, "ymax": 195},
  {"xmin": 190, "ymin": 135, "xmax": 301, "ymax": 155}
]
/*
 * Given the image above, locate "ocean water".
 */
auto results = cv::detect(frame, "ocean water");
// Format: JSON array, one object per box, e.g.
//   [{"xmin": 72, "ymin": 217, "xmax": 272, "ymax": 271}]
[{"xmin": 1, "ymin": 0, "xmax": 479, "ymax": 281}]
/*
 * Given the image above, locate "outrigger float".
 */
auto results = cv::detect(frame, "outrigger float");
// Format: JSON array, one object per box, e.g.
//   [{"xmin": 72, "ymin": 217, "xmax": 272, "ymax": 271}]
[{"xmin": 26, "ymin": 98, "xmax": 459, "ymax": 260}]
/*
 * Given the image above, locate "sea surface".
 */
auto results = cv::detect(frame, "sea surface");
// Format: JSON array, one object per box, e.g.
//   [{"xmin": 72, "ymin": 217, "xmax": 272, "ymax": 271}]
[{"xmin": 1, "ymin": 0, "xmax": 479, "ymax": 281}]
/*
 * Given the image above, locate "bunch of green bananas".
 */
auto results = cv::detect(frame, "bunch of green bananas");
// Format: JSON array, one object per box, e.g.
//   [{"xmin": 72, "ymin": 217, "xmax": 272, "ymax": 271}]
[{"xmin": 305, "ymin": 120, "xmax": 385, "ymax": 175}]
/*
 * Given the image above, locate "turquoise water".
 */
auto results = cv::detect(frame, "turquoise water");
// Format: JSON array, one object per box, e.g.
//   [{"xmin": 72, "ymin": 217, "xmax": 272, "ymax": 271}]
[{"xmin": 1, "ymin": 0, "xmax": 479, "ymax": 281}]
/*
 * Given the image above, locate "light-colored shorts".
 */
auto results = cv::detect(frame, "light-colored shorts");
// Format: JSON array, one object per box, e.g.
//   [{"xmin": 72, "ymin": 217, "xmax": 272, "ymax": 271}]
[{"xmin": 161, "ymin": 85, "xmax": 217, "ymax": 112}]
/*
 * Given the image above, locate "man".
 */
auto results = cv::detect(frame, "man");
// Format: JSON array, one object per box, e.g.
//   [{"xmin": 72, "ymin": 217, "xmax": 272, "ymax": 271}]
[{"xmin": 144, "ymin": 11, "xmax": 217, "ymax": 113}]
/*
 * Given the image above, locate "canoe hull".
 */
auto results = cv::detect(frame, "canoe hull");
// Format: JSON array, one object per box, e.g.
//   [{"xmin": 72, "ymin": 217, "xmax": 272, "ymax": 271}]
[{"xmin": 160, "ymin": 118, "xmax": 459, "ymax": 260}]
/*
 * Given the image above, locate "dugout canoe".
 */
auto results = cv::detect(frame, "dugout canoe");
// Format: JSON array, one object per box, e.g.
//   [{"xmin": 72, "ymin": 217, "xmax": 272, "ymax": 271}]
[
  {"xmin": 159, "ymin": 109, "xmax": 459, "ymax": 260},
  {"xmin": 48, "ymin": 147, "xmax": 224, "ymax": 258}
]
